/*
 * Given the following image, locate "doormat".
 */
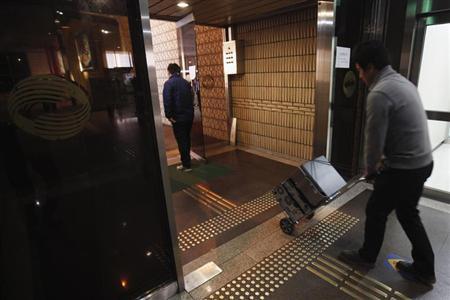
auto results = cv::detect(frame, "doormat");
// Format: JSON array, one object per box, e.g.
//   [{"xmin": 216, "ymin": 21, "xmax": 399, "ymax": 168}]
[{"xmin": 169, "ymin": 163, "xmax": 231, "ymax": 193}]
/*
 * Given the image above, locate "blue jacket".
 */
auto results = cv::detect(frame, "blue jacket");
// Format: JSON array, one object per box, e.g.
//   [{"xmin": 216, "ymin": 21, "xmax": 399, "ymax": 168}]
[{"xmin": 163, "ymin": 74, "xmax": 194, "ymax": 122}]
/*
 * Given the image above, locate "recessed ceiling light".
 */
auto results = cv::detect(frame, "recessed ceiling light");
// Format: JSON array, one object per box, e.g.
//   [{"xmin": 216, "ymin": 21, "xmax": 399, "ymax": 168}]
[{"xmin": 177, "ymin": 2, "xmax": 189, "ymax": 8}]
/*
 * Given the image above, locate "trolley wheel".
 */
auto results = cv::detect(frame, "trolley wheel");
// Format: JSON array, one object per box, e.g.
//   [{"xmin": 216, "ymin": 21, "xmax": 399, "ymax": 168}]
[{"xmin": 280, "ymin": 218, "xmax": 294, "ymax": 235}]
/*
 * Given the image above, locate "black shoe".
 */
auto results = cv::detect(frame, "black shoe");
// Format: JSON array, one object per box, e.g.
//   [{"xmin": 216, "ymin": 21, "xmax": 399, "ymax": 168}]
[
  {"xmin": 338, "ymin": 250, "xmax": 375, "ymax": 268},
  {"xmin": 396, "ymin": 261, "xmax": 436, "ymax": 286}
]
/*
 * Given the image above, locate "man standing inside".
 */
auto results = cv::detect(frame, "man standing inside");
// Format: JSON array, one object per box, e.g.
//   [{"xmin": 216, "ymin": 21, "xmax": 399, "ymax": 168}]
[
  {"xmin": 339, "ymin": 41, "xmax": 435, "ymax": 286},
  {"xmin": 163, "ymin": 63, "xmax": 194, "ymax": 172}
]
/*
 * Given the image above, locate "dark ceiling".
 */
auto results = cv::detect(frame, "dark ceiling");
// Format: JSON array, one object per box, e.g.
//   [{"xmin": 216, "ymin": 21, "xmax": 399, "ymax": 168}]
[{"xmin": 149, "ymin": 0, "xmax": 313, "ymax": 27}]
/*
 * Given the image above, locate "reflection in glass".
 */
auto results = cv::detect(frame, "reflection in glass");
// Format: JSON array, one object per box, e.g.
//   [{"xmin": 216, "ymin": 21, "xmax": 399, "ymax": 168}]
[{"xmin": 0, "ymin": 1, "xmax": 176, "ymax": 299}]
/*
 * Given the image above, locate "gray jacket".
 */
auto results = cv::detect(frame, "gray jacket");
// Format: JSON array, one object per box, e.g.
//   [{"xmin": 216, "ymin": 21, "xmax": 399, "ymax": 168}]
[{"xmin": 364, "ymin": 66, "xmax": 433, "ymax": 171}]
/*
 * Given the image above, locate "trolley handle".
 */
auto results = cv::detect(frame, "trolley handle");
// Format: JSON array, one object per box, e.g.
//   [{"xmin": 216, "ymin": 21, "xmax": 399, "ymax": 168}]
[{"xmin": 327, "ymin": 175, "xmax": 372, "ymax": 202}]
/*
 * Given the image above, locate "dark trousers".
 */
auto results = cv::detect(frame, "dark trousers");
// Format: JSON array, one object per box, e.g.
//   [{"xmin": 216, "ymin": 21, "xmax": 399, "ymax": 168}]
[
  {"xmin": 359, "ymin": 162, "xmax": 435, "ymax": 276},
  {"xmin": 172, "ymin": 120, "xmax": 193, "ymax": 168}
]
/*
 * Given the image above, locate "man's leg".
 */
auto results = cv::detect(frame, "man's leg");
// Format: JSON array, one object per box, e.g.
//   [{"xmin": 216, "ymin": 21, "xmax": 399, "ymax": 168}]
[
  {"xmin": 340, "ymin": 171, "xmax": 397, "ymax": 266},
  {"xmin": 184, "ymin": 120, "xmax": 193, "ymax": 167},
  {"xmin": 172, "ymin": 122, "xmax": 185, "ymax": 166},
  {"xmin": 181, "ymin": 121, "xmax": 192, "ymax": 168},
  {"xmin": 359, "ymin": 171, "xmax": 397, "ymax": 262},
  {"xmin": 395, "ymin": 164, "xmax": 435, "ymax": 278},
  {"xmin": 173, "ymin": 121, "xmax": 191, "ymax": 168}
]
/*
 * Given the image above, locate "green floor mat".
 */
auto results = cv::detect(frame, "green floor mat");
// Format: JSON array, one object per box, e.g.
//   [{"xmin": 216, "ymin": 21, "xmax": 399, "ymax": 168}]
[{"xmin": 169, "ymin": 163, "xmax": 231, "ymax": 193}]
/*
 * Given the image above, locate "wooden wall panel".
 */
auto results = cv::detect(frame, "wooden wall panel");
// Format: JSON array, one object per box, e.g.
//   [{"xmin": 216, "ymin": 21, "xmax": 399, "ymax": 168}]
[
  {"xmin": 150, "ymin": 19, "xmax": 180, "ymax": 124},
  {"xmin": 231, "ymin": 8, "xmax": 317, "ymax": 160},
  {"xmin": 195, "ymin": 25, "xmax": 228, "ymax": 141}
]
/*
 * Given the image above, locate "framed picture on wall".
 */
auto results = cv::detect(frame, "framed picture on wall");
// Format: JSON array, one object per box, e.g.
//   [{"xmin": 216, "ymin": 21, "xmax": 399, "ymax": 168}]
[{"xmin": 75, "ymin": 32, "xmax": 94, "ymax": 71}]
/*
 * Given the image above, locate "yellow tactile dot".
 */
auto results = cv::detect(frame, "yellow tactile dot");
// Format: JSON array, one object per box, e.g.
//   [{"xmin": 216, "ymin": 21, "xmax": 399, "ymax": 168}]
[{"xmin": 206, "ymin": 211, "xmax": 359, "ymax": 300}]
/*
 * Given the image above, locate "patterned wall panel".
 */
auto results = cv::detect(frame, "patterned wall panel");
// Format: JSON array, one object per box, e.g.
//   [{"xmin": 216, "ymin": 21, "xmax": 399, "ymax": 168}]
[
  {"xmin": 115, "ymin": 16, "xmax": 132, "ymax": 52},
  {"xmin": 150, "ymin": 19, "xmax": 180, "ymax": 124},
  {"xmin": 231, "ymin": 8, "xmax": 317, "ymax": 160},
  {"xmin": 194, "ymin": 25, "xmax": 229, "ymax": 141}
]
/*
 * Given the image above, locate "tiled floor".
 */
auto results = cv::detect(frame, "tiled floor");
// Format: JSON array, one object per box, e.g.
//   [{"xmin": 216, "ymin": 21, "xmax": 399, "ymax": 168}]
[
  {"xmin": 170, "ymin": 182, "xmax": 450, "ymax": 300},
  {"xmin": 323, "ymin": 192, "xmax": 450, "ymax": 300},
  {"xmin": 171, "ymin": 150, "xmax": 296, "ymax": 264},
  {"xmin": 168, "ymin": 182, "xmax": 368, "ymax": 300},
  {"xmin": 426, "ymin": 142, "xmax": 450, "ymax": 193}
]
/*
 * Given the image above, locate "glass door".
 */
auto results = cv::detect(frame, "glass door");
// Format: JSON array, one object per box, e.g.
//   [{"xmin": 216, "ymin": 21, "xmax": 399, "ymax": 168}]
[
  {"xmin": 178, "ymin": 22, "xmax": 207, "ymax": 162},
  {"xmin": 410, "ymin": 11, "xmax": 450, "ymax": 195},
  {"xmin": 0, "ymin": 0, "xmax": 177, "ymax": 299}
]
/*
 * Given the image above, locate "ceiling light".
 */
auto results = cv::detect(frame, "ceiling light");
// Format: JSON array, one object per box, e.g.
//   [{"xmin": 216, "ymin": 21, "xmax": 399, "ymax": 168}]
[
  {"xmin": 56, "ymin": 10, "xmax": 64, "ymax": 15},
  {"xmin": 120, "ymin": 279, "xmax": 128, "ymax": 288},
  {"xmin": 177, "ymin": 2, "xmax": 189, "ymax": 8},
  {"xmin": 101, "ymin": 29, "xmax": 111, "ymax": 34}
]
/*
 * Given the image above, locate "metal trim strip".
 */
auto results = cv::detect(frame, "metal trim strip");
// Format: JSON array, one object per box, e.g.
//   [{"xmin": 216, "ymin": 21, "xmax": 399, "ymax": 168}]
[
  {"xmin": 307, "ymin": 265, "xmax": 339, "ymax": 287},
  {"xmin": 138, "ymin": 0, "xmax": 185, "ymax": 291}
]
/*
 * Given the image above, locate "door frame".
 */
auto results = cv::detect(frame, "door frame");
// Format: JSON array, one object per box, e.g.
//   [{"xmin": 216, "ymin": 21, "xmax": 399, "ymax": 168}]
[
  {"xmin": 176, "ymin": 18, "xmax": 207, "ymax": 161},
  {"xmin": 406, "ymin": 6, "xmax": 450, "ymax": 200},
  {"xmin": 137, "ymin": 0, "xmax": 185, "ymax": 292},
  {"xmin": 408, "ymin": 8, "xmax": 450, "ymax": 122}
]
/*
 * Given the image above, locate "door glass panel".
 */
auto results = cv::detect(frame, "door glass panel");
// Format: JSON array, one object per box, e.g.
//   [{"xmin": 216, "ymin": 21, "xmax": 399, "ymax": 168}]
[
  {"xmin": 179, "ymin": 22, "xmax": 207, "ymax": 160},
  {"xmin": 417, "ymin": 22, "xmax": 450, "ymax": 193},
  {"xmin": 152, "ymin": 20, "xmax": 206, "ymax": 164},
  {"xmin": 425, "ymin": 121, "xmax": 450, "ymax": 193},
  {"xmin": 0, "ymin": 1, "xmax": 176, "ymax": 299},
  {"xmin": 418, "ymin": 23, "xmax": 450, "ymax": 113}
]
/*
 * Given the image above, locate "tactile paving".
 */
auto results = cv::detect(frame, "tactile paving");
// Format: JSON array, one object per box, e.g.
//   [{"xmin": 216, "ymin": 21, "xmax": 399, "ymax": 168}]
[
  {"xmin": 205, "ymin": 210, "xmax": 359, "ymax": 299},
  {"xmin": 178, "ymin": 192, "xmax": 278, "ymax": 252}
]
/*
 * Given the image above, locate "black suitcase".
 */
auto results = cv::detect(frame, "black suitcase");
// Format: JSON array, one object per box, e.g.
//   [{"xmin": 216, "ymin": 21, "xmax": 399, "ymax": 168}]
[
  {"xmin": 273, "ymin": 156, "xmax": 364, "ymax": 235},
  {"xmin": 289, "ymin": 171, "xmax": 325, "ymax": 208}
]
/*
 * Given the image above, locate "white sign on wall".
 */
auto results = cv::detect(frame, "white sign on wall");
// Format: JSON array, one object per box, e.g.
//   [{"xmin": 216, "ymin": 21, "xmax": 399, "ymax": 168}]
[
  {"xmin": 335, "ymin": 46, "xmax": 351, "ymax": 69},
  {"xmin": 223, "ymin": 40, "xmax": 244, "ymax": 75},
  {"xmin": 188, "ymin": 65, "xmax": 196, "ymax": 80}
]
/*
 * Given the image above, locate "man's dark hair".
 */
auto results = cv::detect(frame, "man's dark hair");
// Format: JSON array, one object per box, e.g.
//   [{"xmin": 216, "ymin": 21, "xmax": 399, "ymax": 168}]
[
  {"xmin": 353, "ymin": 40, "xmax": 391, "ymax": 70},
  {"xmin": 167, "ymin": 63, "xmax": 181, "ymax": 75}
]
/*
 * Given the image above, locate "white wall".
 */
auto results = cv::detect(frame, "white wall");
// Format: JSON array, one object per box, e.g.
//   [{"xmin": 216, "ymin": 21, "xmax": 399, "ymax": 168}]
[{"xmin": 418, "ymin": 23, "xmax": 450, "ymax": 149}]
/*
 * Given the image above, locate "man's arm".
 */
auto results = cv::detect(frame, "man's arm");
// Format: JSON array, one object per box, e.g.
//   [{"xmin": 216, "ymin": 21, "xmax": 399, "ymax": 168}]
[
  {"xmin": 163, "ymin": 81, "xmax": 175, "ymax": 121},
  {"xmin": 364, "ymin": 91, "xmax": 392, "ymax": 176}
]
